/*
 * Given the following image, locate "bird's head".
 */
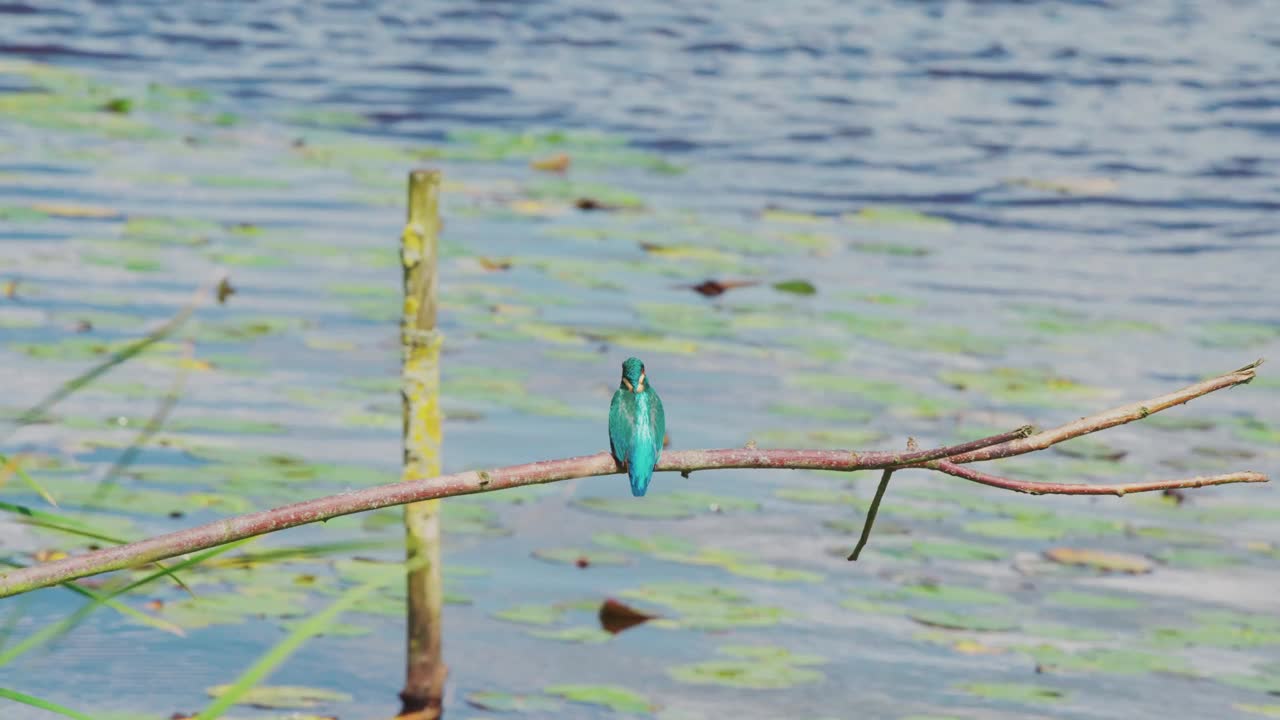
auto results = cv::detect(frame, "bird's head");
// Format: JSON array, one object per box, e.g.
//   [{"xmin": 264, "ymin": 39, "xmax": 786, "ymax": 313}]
[{"xmin": 620, "ymin": 357, "xmax": 647, "ymax": 393}]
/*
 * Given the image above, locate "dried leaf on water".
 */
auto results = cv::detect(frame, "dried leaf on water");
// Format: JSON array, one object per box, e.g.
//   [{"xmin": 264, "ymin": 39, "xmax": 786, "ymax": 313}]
[
  {"xmin": 1042, "ymin": 547, "xmax": 1153, "ymax": 574},
  {"xmin": 688, "ymin": 279, "xmax": 760, "ymax": 297},
  {"xmin": 599, "ymin": 598, "xmax": 656, "ymax": 635}
]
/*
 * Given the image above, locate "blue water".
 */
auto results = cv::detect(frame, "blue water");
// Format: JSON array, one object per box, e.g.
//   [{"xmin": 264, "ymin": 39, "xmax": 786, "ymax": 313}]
[{"xmin": 1, "ymin": 2, "xmax": 1278, "ymax": 719}]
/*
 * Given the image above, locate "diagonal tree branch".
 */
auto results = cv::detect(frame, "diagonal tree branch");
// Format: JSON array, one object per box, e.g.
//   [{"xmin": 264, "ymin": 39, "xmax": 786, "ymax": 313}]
[
  {"xmin": 0, "ymin": 362, "xmax": 1267, "ymax": 598},
  {"xmin": 944, "ymin": 359, "xmax": 1262, "ymax": 465}
]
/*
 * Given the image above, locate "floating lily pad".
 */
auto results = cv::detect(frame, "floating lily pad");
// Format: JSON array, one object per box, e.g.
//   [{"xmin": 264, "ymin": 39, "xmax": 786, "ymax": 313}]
[
  {"xmin": 1235, "ymin": 704, "xmax": 1280, "ymax": 717},
  {"xmin": 845, "ymin": 206, "xmax": 952, "ymax": 230},
  {"xmin": 1045, "ymin": 590, "xmax": 1142, "ymax": 610},
  {"xmin": 1195, "ymin": 321, "xmax": 1280, "ymax": 348},
  {"xmin": 205, "ymin": 685, "xmax": 351, "ymax": 710},
  {"xmin": 1152, "ymin": 547, "xmax": 1243, "ymax": 569},
  {"xmin": 766, "ymin": 404, "xmax": 873, "ymax": 423},
  {"xmin": 593, "ymin": 533, "xmax": 697, "ymax": 556},
  {"xmin": 773, "ymin": 279, "xmax": 817, "ymax": 295},
  {"xmin": 617, "ymin": 582, "xmax": 785, "ymax": 629},
  {"xmin": 789, "ymin": 373, "xmax": 960, "ymax": 418},
  {"xmin": 1043, "ymin": 547, "xmax": 1153, "ymax": 574},
  {"xmin": 958, "ymin": 682, "xmax": 1065, "ymax": 704},
  {"xmin": 494, "ymin": 604, "xmax": 567, "ymax": 626},
  {"xmin": 532, "ymin": 548, "xmax": 630, "ymax": 567},
  {"xmin": 909, "ymin": 610, "xmax": 1018, "ymax": 632},
  {"xmin": 668, "ymin": 645, "xmax": 825, "ymax": 689},
  {"xmin": 964, "ymin": 512, "xmax": 1124, "ymax": 541},
  {"xmin": 529, "ymin": 626, "xmax": 613, "ymax": 644},
  {"xmin": 754, "ymin": 428, "xmax": 885, "ymax": 449},
  {"xmin": 1051, "ymin": 437, "xmax": 1127, "ymax": 461},
  {"xmin": 1018, "ymin": 644, "xmax": 1190, "ymax": 675},
  {"xmin": 544, "ymin": 685, "xmax": 652, "ymax": 713},
  {"xmin": 939, "ymin": 367, "xmax": 1102, "ymax": 408},
  {"xmin": 572, "ymin": 492, "xmax": 759, "ymax": 520},
  {"xmin": 880, "ymin": 582, "xmax": 1013, "ymax": 606},
  {"xmin": 877, "ymin": 539, "xmax": 1007, "ymax": 562},
  {"xmin": 1150, "ymin": 610, "xmax": 1280, "ymax": 648},
  {"xmin": 775, "ymin": 487, "xmax": 863, "ymax": 506},
  {"xmin": 466, "ymin": 691, "xmax": 562, "ymax": 713}
]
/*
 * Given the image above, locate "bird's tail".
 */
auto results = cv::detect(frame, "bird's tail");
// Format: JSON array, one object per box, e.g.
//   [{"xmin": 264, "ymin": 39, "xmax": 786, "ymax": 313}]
[{"xmin": 628, "ymin": 447, "xmax": 655, "ymax": 497}]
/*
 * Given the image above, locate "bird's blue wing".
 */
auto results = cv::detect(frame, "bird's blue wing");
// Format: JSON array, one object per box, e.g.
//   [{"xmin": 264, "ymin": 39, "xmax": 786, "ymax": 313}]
[
  {"xmin": 608, "ymin": 389, "xmax": 631, "ymax": 465},
  {"xmin": 650, "ymin": 390, "xmax": 665, "ymax": 463}
]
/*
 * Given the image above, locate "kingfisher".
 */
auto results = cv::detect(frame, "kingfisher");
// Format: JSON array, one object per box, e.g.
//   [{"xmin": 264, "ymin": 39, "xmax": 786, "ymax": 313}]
[{"xmin": 608, "ymin": 357, "xmax": 666, "ymax": 497}]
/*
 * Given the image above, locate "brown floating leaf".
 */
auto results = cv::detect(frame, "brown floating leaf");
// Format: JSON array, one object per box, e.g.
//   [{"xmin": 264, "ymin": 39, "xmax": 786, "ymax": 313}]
[
  {"xmin": 215, "ymin": 277, "xmax": 236, "ymax": 305},
  {"xmin": 575, "ymin": 197, "xmax": 619, "ymax": 211},
  {"xmin": 477, "ymin": 257, "xmax": 513, "ymax": 272},
  {"xmin": 1043, "ymin": 547, "xmax": 1153, "ymax": 574},
  {"xmin": 598, "ymin": 598, "xmax": 656, "ymax": 635},
  {"xmin": 687, "ymin": 279, "xmax": 761, "ymax": 297},
  {"xmin": 31, "ymin": 202, "xmax": 121, "ymax": 219},
  {"xmin": 531, "ymin": 153, "xmax": 571, "ymax": 173}
]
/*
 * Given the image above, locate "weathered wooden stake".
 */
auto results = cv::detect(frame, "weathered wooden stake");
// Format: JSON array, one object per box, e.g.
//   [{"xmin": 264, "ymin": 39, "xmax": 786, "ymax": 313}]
[{"xmin": 399, "ymin": 169, "xmax": 446, "ymax": 718}]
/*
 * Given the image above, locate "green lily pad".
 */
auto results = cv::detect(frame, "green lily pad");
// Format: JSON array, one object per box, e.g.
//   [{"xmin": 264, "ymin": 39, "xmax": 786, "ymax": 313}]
[
  {"xmin": 169, "ymin": 417, "xmax": 286, "ymax": 435},
  {"xmin": 775, "ymin": 488, "xmax": 863, "ymax": 506},
  {"xmin": 773, "ymin": 279, "xmax": 817, "ymax": 295},
  {"xmin": 963, "ymin": 512, "xmax": 1124, "ymax": 541},
  {"xmin": 617, "ymin": 583, "xmax": 791, "ymax": 631},
  {"xmin": 572, "ymin": 492, "xmax": 759, "ymax": 520},
  {"xmin": 1195, "ymin": 321, "xmax": 1280, "ymax": 348},
  {"xmin": 958, "ymin": 682, "xmax": 1066, "ymax": 704},
  {"xmin": 593, "ymin": 533, "xmax": 697, "ymax": 556},
  {"xmin": 532, "ymin": 548, "xmax": 630, "ymax": 567},
  {"xmin": 1043, "ymin": 547, "xmax": 1153, "ymax": 574},
  {"xmin": 493, "ymin": 604, "xmax": 566, "ymax": 627},
  {"xmin": 1151, "ymin": 610, "xmax": 1280, "ymax": 648},
  {"xmin": 668, "ymin": 645, "xmax": 825, "ymax": 689},
  {"xmin": 205, "ymin": 685, "xmax": 351, "ymax": 709},
  {"xmin": 1017, "ymin": 644, "xmax": 1190, "ymax": 675},
  {"xmin": 846, "ymin": 206, "xmax": 952, "ymax": 230},
  {"xmin": 754, "ymin": 428, "xmax": 885, "ymax": 449},
  {"xmin": 669, "ymin": 660, "xmax": 824, "ymax": 689},
  {"xmin": 908, "ymin": 610, "xmax": 1018, "ymax": 632},
  {"xmin": 1045, "ymin": 590, "xmax": 1142, "ymax": 610},
  {"xmin": 466, "ymin": 691, "xmax": 562, "ymax": 713},
  {"xmin": 880, "ymin": 582, "xmax": 1012, "ymax": 605},
  {"xmin": 877, "ymin": 539, "xmax": 1007, "ymax": 562},
  {"xmin": 544, "ymin": 685, "xmax": 652, "ymax": 714},
  {"xmin": 939, "ymin": 367, "xmax": 1102, "ymax": 408},
  {"xmin": 1235, "ymin": 704, "xmax": 1280, "ymax": 717},
  {"xmin": 789, "ymin": 373, "xmax": 960, "ymax": 418},
  {"xmin": 1051, "ymin": 437, "xmax": 1127, "ymax": 461},
  {"xmin": 766, "ymin": 404, "xmax": 873, "ymax": 423},
  {"xmin": 529, "ymin": 626, "xmax": 614, "ymax": 644}
]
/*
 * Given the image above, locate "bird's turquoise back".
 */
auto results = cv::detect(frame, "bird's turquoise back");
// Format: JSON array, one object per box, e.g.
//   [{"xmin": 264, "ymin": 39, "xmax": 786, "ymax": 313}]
[{"xmin": 609, "ymin": 382, "xmax": 665, "ymax": 497}]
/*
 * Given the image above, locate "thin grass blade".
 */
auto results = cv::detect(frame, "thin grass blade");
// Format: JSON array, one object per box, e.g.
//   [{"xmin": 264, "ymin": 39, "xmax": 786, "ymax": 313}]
[
  {"xmin": 195, "ymin": 558, "xmax": 418, "ymax": 720},
  {"xmin": 0, "ymin": 687, "xmax": 97, "ymax": 720}
]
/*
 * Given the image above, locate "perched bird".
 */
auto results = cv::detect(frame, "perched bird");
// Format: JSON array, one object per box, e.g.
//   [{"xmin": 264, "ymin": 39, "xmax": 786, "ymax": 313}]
[{"xmin": 608, "ymin": 357, "xmax": 666, "ymax": 497}]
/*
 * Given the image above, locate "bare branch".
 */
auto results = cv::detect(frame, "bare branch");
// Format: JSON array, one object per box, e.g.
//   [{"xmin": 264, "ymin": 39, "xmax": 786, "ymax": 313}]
[
  {"xmin": 931, "ymin": 461, "xmax": 1266, "ymax": 496},
  {"xmin": 0, "ymin": 363, "xmax": 1266, "ymax": 598},
  {"xmin": 945, "ymin": 360, "xmax": 1261, "ymax": 464}
]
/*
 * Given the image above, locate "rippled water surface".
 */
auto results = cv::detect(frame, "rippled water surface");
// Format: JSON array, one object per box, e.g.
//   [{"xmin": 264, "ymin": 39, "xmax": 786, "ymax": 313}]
[{"xmin": 1, "ymin": 2, "xmax": 1278, "ymax": 719}]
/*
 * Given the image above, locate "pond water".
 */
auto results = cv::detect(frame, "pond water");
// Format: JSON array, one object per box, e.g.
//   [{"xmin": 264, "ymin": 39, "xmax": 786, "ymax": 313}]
[{"xmin": 1, "ymin": 1, "xmax": 1278, "ymax": 719}]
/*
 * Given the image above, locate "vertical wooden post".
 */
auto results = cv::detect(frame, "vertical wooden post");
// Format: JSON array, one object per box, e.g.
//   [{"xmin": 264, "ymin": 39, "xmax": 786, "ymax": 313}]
[{"xmin": 399, "ymin": 169, "xmax": 446, "ymax": 719}]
